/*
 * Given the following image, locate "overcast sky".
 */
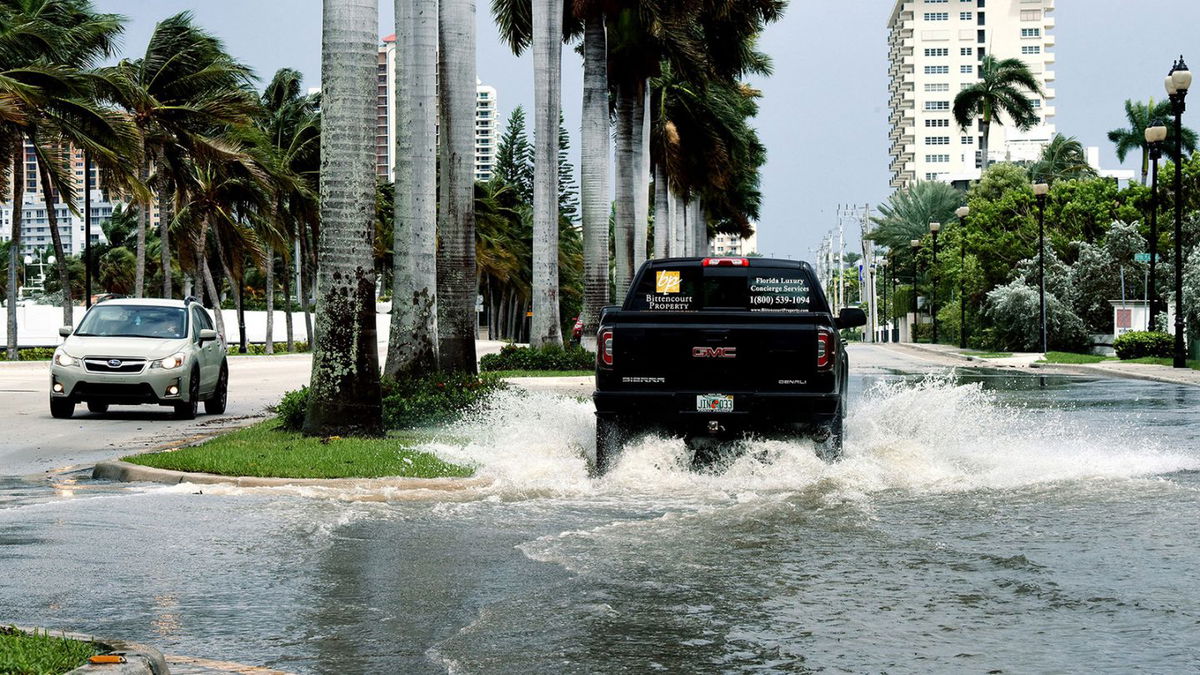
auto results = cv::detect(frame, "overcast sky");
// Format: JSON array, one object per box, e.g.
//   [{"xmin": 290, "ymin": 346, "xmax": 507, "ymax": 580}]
[{"xmin": 95, "ymin": 0, "xmax": 1200, "ymax": 260}]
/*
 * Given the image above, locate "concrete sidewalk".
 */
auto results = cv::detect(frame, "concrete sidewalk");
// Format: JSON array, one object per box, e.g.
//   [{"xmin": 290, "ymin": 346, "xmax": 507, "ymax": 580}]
[{"xmin": 881, "ymin": 341, "xmax": 1200, "ymax": 386}]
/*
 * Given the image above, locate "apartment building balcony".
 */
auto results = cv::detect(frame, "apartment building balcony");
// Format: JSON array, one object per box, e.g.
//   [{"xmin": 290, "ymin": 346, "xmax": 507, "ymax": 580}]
[
  {"xmin": 1043, "ymin": 86, "xmax": 1056, "ymax": 98},
  {"xmin": 1044, "ymin": 34, "xmax": 1055, "ymax": 47},
  {"xmin": 1042, "ymin": 105, "xmax": 1056, "ymax": 117},
  {"xmin": 1044, "ymin": 16, "xmax": 1055, "ymax": 28},
  {"xmin": 1045, "ymin": 52, "xmax": 1055, "ymax": 64},
  {"xmin": 1044, "ymin": 71, "xmax": 1056, "ymax": 84}
]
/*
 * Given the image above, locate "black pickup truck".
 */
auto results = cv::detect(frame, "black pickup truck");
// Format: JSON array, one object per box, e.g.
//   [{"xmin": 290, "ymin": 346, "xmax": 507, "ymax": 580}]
[{"xmin": 592, "ymin": 256, "xmax": 866, "ymax": 473}]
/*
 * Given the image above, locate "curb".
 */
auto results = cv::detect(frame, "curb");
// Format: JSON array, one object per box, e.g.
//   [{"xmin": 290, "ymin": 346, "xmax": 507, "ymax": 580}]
[
  {"xmin": 7, "ymin": 626, "xmax": 168, "ymax": 674},
  {"xmin": 93, "ymin": 460, "xmax": 491, "ymax": 491}
]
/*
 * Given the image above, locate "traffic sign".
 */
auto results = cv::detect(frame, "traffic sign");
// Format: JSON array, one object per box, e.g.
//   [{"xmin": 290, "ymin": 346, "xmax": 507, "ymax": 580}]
[{"xmin": 1135, "ymin": 253, "xmax": 1158, "ymax": 263}]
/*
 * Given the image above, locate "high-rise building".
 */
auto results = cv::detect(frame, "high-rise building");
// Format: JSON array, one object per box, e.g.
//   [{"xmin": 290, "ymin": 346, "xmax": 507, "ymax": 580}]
[
  {"xmin": 711, "ymin": 230, "xmax": 759, "ymax": 257},
  {"xmin": 887, "ymin": 0, "xmax": 1057, "ymax": 188},
  {"xmin": 377, "ymin": 35, "xmax": 499, "ymax": 183}
]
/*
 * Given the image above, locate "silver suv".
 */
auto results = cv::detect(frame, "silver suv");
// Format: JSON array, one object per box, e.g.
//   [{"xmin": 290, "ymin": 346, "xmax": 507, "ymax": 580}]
[{"xmin": 50, "ymin": 298, "xmax": 228, "ymax": 419}]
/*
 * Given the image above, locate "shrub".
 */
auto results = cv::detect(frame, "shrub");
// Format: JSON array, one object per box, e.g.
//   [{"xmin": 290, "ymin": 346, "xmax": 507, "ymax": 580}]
[
  {"xmin": 274, "ymin": 386, "xmax": 310, "ymax": 431},
  {"xmin": 1113, "ymin": 331, "xmax": 1173, "ymax": 360},
  {"xmin": 912, "ymin": 323, "xmax": 934, "ymax": 344},
  {"xmin": 227, "ymin": 341, "xmax": 310, "ymax": 356},
  {"xmin": 479, "ymin": 343, "xmax": 594, "ymax": 372},
  {"xmin": 984, "ymin": 280, "xmax": 1090, "ymax": 352},
  {"xmin": 274, "ymin": 372, "xmax": 506, "ymax": 431},
  {"xmin": 0, "ymin": 347, "xmax": 55, "ymax": 361}
]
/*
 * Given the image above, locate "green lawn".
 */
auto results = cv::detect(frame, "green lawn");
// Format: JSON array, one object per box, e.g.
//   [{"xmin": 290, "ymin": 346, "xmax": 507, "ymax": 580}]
[
  {"xmin": 0, "ymin": 626, "xmax": 99, "ymax": 674},
  {"xmin": 123, "ymin": 421, "xmax": 473, "ymax": 479},
  {"xmin": 492, "ymin": 369, "xmax": 593, "ymax": 378},
  {"xmin": 1119, "ymin": 356, "xmax": 1200, "ymax": 370},
  {"xmin": 963, "ymin": 350, "xmax": 1013, "ymax": 359},
  {"xmin": 1040, "ymin": 351, "xmax": 1112, "ymax": 364}
]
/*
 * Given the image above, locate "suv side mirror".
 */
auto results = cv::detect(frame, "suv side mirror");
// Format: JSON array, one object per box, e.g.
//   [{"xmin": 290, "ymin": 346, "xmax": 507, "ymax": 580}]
[
  {"xmin": 835, "ymin": 307, "xmax": 867, "ymax": 330},
  {"xmin": 59, "ymin": 325, "xmax": 73, "ymax": 337},
  {"xmin": 198, "ymin": 328, "xmax": 218, "ymax": 342}
]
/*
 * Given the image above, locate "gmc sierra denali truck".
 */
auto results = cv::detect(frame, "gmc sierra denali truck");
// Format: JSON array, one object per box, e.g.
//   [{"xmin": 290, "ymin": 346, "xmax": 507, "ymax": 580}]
[{"xmin": 592, "ymin": 256, "xmax": 866, "ymax": 473}]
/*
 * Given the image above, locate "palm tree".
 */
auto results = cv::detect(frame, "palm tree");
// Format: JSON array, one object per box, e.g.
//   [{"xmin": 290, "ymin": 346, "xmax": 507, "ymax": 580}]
[
  {"xmin": 578, "ymin": 10, "xmax": 608, "ymax": 343},
  {"xmin": 386, "ymin": 0, "xmax": 439, "ymax": 378},
  {"xmin": 953, "ymin": 55, "xmax": 1043, "ymax": 171},
  {"xmin": 437, "ymin": 0, "xmax": 478, "ymax": 373},
  {"xmin": 111, "ymin": 11, "xmax": 257, "ymax": 300},
  {"xmin": 868, "ymin": 180, "xmax": 963, "ymax": 251},
  {"xmin": 1107, "ymin": 98, "xmax": 1198, "ymax": 184},
  {"xmin": 1029, "ymin": 133, "xmax": 1097, "ymax": 185},
  {"xmin": 303, "ymin": 0, "xmax": 384, "ymax": 436},
  {"xmin": 529, "ymin": 0, "xmax": 564, "ymax": 346}
]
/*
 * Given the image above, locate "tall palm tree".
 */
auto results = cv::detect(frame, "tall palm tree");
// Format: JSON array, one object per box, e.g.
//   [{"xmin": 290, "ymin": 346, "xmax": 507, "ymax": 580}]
[
  {"xmin": 1107, "ymin": 98, "xmax": 1198, "ymax": 184},
  {"xmin": 579, "ymin": 10, "xmax": 609, "ymax": 344},
  {"xmin": 953, "ymin": 55, "xmax": 1043, "ymax": 171},
  {"xmin": 385, "ymin": 0, "xmax": 439, "ymax": 378},
  {"xmin": 1029, "ymin": 133, "xmax": 1097, "ymax": 185},
  {"xmin": 303, "ymin": 0, "xmax": 383, "ymax": 436},
  {"xmin": 437, "ymin": 0, "xmax": 478, "ymax": 373},
  {"xmin": 868, "ymin": 180, "xmax": 963, "ymax": 251},
  {"xmin": 530, "ymin": 0, "xmax": 563, "ymax": 346},
  {"xmin": 111, "ymin": 11, "xmax": 257, "ymax": 300}
]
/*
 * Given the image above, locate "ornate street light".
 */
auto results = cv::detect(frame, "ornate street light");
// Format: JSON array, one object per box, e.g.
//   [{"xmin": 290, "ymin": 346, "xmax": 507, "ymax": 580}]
[
  {"xmin": 910, "ymin": 239, "xmax": 920, "ymax": 342},
  {"xmin": 929, "ymin": 222, "xmax": 941, "ymax": 344},
  {"xmin": 1166, "ymin": 56, "xmax": 1191, "ymax": 368},
  {"xmin": 956, "ymin": 206, "xmax": 970, "ymax": 348},
  {"xmin": 1146, "ymin": 124, "xmax": 1168, "ymax": 326},
  {"xmin": 1033, "ymin": 182, "xmax": 1050, "ymax": 353}
]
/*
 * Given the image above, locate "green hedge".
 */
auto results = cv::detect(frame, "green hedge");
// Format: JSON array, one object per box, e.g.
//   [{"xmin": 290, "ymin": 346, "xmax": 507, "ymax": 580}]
[
  {"xmin": 227, "ymin": 341, "xmax": 310, "ymax": 355},
  {"xmin": 1113, "ymin": 331, "xmax": 1173, "ymax": 360},
  {"xmin": 274, "ymin": 372, "xmax": 506, "ymax": 431},
  {"xmin": 0, "ymin": 347, "xmax": 56, "ymax": 361},
  {"xmin": 479, "ymin": 344, "xmax": 594, "ymax": 372}
]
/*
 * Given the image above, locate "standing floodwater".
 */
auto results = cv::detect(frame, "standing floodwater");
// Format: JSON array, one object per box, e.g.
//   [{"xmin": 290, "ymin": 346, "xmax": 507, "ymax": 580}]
[{"xmin": 2, "ymin": 371, "xmax": 1199, "ymax": 673}]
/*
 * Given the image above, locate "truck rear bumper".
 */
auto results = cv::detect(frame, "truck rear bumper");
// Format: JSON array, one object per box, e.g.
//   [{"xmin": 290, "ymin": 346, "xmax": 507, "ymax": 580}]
[{"xmin": 593, "ymin": 390, "xmax": 840, "ymax": 433}]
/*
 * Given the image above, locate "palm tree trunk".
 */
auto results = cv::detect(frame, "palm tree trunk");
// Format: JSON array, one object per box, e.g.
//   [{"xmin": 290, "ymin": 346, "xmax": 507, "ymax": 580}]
[
  {"xmin": 159, "ymin": 177, "xmax": 172, "ymax": 298},
  {"xmin": 979, "ymin": 118, "xmax": 991, "ymax": 172},
  {"xmin": 530, "ymin": 0, "xmax": 563, "ymax": 347},
  {"xmin": 386, "ymin": 0, "xmax": 440, "ymax": 380},
  {"xmin": 682, "ymin": 197, "xmax": 693, "ymax": 255},
  {"xmin": 265, "ymin": 248, "xmax": 274, "ymax": 354},
  {"xmin": 134, "ymin": 160, "xmax": 149, "ymax": 298},
  {"xmin": 672, "ymin": 190, "xmax": 684, "ymax": 257},
  {"xmin": 282, "ymin": 250, "xmax": 294, "ymax": 351},
  {"xmin": 653, "ymin": 165, "xmax": 669, "ymax": 259},
  {"xmin": 35, "ymin": 157, "xmax": 73, "ymax": 327},
  {"xmin": 304, "ymin": 0, "xmax": 384, "ymax": 436},
  {"xmin": 213, "ymin": 235, "xmax": 244, "ymax": 352},
  {"xmin": 195, "ymin": 224, "xmax": 226, "ymax": 339},
  {"xmin": 632, "ymin": 84, "xmax": 650, "ymax": 271},
  {"xmin": 298, "ymin": 227, "xmax": 313, "ymax": 345},
  {"xmin": 436, "ymin": 0, "xmax": 478, "ymax": 373},
  {"xmin": 7, "ymin": 147, "xmax": 24, "ymax": 359},
  {"xmin": 692, "ymin": 199, "xmax": 706, "ymax": 256},
  {"xmin": 579, "ymin": 14, "xmax": 609, "ymax": 345},
  {"xmin": 613, "ymin": 86, "xmax": 635, "ymax": 294}
]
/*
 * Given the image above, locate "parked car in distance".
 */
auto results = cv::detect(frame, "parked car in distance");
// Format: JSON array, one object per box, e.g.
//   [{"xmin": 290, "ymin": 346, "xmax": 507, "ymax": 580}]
[
  {"xmin": 49, "ymin": 298, "xmax": 228, "ymax": 420},
  {"xmin": 592, "ymin": 256, "xmax": 865, "ymax": 473}
]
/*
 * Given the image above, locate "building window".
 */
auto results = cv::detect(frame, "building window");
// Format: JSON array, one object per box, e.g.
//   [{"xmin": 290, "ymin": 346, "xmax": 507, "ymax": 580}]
[
  {"xmin": 1020, "ymin": 9, "xmax": 1040, "ymax": 20},
  {"xmin": 1021, "ymin": 28, "xmax": 1041, "ymax": 37},
  {"xmin": 1030, "ymin": 99, "xmax": 1041, "ymax": 108},
  {"xmin": 961, "ymin": 136, "xmax": 974, "ymax": 145},
  {"xmin": 925, "ymin": 119, "xmax": 950, "ymax": 128},
  {"xmin": 926, "ymin": 0, "xmax": 948, "ymax": 3},
  {"xmin": 925, "ymin": 65, "xmax": 950, "ymax": 75},
  {"xmin": 925, "ymin": 172, "xmax": 941, "ymax": 180},
  {"xmin": 925, "ymin": 83, "xmax": 950, "ymax": 92},
  {"xmin": 924, "ymin": 48, "xmax": 949, "ymax": 57},
  {"xmin": 961, "ymin": 47, "xmax": 973, "ymax": 56},
  {"xmin": 960, "ymin": 11, "xmax": 972, "ymax": 20},
  {"xmin": 924, "ymin": 12, "xmax": 949, "ymax": 20},
  {"xmin": 925, "ymin": 136, "xmax": 951, "ymax": 145},
  {"xmin": 1021, "ymin": 45, "xmax": 1041, "ymax": 55},
  {"xmin": 961, "ymin": 65, "xmax": 974, "ymax": 74},
  {"xmin": 925, "ymin": 101, "xmax": 950, "ymax": 111},
  {"xmin": 925, "ymin": 154, "xmax": 950, "ymax": 163}
]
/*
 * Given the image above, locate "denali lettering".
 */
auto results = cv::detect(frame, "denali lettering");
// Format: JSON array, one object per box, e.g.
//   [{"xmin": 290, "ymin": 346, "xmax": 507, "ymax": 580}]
[{"xmin": 692, "ymin": 346, "xmax": 737, "ymax": 359}]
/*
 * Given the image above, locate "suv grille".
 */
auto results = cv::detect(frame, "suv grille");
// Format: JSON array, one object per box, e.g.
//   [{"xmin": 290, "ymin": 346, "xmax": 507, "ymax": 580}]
[{"xmin": 83, "ymin": 358, "xmax": 147, "ymax": 374}]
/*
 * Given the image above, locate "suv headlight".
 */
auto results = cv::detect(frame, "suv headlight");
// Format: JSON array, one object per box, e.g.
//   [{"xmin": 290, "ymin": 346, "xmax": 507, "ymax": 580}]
[
  {"xmin": 152, "ymin": 352, "xmax": 187, "ymax": 370},
  {"xmin": 53, "ymin": 350, "xmax": 78, "ymax": 367}
]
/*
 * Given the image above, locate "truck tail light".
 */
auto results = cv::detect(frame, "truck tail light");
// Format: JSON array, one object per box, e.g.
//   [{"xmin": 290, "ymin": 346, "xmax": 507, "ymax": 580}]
[
  {"xmin": 599, "ymin": 329, "xmax": 613, "ymax": 367},
  {"xmin": 816, "ymin": 329, "xmax": 834, "ymax": 370},
  {"xmin": 702, "ymin": 257, "xmax": 749, "ymax": 267}
]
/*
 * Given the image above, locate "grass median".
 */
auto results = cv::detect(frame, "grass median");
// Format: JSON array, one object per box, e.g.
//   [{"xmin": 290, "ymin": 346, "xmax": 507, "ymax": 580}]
[
  {"xmin": 0, "ymin": 626, "xmax": 99, "ymax": 674},
  {"xmin": 122, "ymin": 420, "xmax": 473, "ymax": 480},
  {"xmin": 1040, "ymin": 351, "xmax": 1112, "ymax": 364},
  {"xmin": 492, "ymin": 369, "xmax": 592, "ymax": 378}
]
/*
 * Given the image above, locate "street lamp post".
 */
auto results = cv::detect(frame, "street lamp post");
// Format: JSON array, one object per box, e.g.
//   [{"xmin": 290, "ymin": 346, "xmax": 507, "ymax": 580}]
[
  {"xmin": 892, "ymin": 267, "xmax": 899, "ymax": 343},
  {"xmin": 929, "ymin": 222, "xmax": 940, "ymax": 344},
  {"xmin": 84, "ymin": 151, "xmax": 92, "ymax": 308},
  {"xmin": 1146, "ymin": 124, "xmax": 1167, "ymax": 326},
  {"xmin": 1033, "ymin": 182, "xmax": 1050, "ymax": 353},
  {"xmin": 956, "ymin": 206, "xmax": 970, "ymax": 348},
  {"xmin": 879, "ymin": 257, "xmax": 888, "ymax": 342},
  {"xmin": 1166, "ymin": 56, "xmax": 1191, "ymax": 368},
  {"xmin": 910, "ymin": 239, "xmax": 920, "ymax": 342}
]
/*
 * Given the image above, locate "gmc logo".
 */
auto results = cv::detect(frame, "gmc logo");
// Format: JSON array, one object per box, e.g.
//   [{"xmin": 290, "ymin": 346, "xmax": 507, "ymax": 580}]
[{"xmin": 692, "ymin": 346, "xmax": 737, "ymax": 359}]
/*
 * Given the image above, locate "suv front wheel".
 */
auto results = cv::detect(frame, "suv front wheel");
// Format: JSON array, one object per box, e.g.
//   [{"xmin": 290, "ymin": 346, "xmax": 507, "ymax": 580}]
[
  {"xmin": 204, "ymin": 362, "xmax": 228, "ymax": 415},
  {"xmin": 50, "ymin": 397, "xmax": 75, "ymax": 419},
  {"xmin": 174, "ymin": 368, "xmax": 199, "ymax": 420}
]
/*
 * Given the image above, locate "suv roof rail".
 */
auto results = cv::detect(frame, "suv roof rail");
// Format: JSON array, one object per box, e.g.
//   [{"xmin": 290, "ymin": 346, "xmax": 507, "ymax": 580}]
[{"xmin": 183, "ymin": 295, "xmax": 200, "ymax": 305}]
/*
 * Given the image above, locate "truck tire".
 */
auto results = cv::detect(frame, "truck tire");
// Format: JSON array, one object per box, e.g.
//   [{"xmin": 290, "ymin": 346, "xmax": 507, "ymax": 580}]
[
  {"xmin": 594, "ymin": 415, "xmax": 626, "ymax": 475},
  {"xmin": 816, "ymin": 405, "xmax": 844, "ymax": 461}
]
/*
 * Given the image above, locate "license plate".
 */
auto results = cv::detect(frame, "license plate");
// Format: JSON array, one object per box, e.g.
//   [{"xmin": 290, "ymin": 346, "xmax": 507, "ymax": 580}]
[{"xmin": 697, "ymin": 394, "xmax": 734, "ymax": 413}]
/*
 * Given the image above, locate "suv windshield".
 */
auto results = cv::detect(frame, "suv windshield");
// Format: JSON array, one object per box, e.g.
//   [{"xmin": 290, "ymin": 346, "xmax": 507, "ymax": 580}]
[
  {"xmin": 75, "ymin": 305, "xmax": 188, "ymax": 339},
  {"xmin": 628, "ymin": 265, "xmax": 826, "ymax": 313}
]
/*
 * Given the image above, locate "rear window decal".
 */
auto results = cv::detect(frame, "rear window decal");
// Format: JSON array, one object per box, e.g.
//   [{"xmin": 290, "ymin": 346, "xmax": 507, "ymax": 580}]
[{"xmin": 656, "ymin": 270, "xmax": 681, "ymax": 294}]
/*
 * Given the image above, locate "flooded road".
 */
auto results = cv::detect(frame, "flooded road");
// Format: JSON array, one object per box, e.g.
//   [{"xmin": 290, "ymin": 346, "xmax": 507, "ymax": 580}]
[{"xmin": 2, "ymin": 365, "xmax": 1200, "ymax": 672}]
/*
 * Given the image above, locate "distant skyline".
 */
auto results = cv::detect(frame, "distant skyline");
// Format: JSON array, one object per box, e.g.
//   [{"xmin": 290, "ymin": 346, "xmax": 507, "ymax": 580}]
[{"xmin": 95, "ymin": 1, "xmax": 1200, "ymax": 260}]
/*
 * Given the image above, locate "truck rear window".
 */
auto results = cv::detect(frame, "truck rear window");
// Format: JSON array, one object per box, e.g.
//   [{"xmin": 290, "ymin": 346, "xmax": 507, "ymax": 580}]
[{"xmin": 627, "ymin": 266, "xmax": 820, "ymax": 313}]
